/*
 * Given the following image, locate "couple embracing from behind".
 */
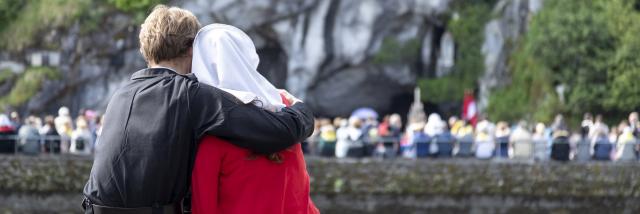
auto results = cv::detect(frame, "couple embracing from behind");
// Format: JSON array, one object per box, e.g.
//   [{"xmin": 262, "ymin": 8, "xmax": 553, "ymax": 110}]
[{"xmin": 82, "ymin": 5, "xmax": 319, "ymax": 214}]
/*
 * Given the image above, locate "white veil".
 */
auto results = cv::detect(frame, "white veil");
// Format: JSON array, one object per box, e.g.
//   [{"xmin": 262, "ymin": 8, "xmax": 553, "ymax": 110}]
[{"xmin": 191, "ymin": 24, "xmax": 285, "ymax": 111}]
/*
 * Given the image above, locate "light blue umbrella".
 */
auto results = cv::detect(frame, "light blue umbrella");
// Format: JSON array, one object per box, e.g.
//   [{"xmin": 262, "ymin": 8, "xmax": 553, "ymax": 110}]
[{"xmin": 351, "ymin": 107, "xmax": 378, "ymax": 119}]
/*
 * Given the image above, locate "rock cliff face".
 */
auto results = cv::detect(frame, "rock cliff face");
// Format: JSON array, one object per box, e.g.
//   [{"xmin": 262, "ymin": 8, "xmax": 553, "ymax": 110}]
[
  {"xmin": 182, "ymin": 0, "xmax": 452, "ymax": 117},
  {"xmin": 478, "ymin": 0, "xmax": 543, "ymax": 110},
  {"xmin": 0, "ymin": 0, "xmax": 541, "ymax": 118}
]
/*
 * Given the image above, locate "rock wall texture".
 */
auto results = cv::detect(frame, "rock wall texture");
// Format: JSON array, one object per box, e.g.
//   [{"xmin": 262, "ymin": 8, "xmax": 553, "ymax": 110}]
[
  {"xmin": 0, "ymin": 155, "xmax": 639, "ymax": 213},
  {"xmin": 0, "ymin": 0, "xmax": 542, "ymax": 118}
]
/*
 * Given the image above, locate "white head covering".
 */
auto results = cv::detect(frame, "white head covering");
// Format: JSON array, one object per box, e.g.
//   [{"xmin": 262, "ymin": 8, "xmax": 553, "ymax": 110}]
[
  {"xmin": 192, "ymin": 24, "xmax": 285, "ymax": 111},
  {"xmin": 58, "ymin": 106, "xmax": 70, "ymax": 117},
  {"xmin": 424, "ymin": 113, "xmax": 445, "ymax": 136}
]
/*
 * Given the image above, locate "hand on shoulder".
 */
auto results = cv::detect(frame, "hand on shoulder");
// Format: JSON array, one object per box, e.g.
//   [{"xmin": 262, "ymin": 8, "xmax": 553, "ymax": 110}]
[{"xmin": 278, "ymin": 90, "xmax": 303, "ymax": 106}]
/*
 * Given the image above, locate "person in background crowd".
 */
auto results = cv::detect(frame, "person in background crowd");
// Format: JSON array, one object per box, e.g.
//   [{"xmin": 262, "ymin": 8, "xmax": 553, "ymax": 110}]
[
  {"xmin": 18, "ymin": 116, "xmax": 41, "ymax": 155},
  {"xmin": 40, "ymin": 115, "xmax": 61, "ymax": 153},
  {"xmin": 510, "ymin": 121, "xmax": 531, "ymax": 143},
  {"xmin": 609, "ymin": 126, "xmax": 619, "ymax": 145},
  {"xmin": 306, "ymin": 119, "xmax": 322, "ymax": 155},
  {"xmin": 362, "ymin": 117, "xmax": 379, "ymax": 157},
  {"xmin": 495, "ymin": 121, "xmax": 511, "ymax": 158},
  {"xmin": 589, "ymin": 114, "xmax": 609, "ymax": 142},
  {"xmin": 453, "ymin": 120, "xmax": 474, "ymax": 157},
  {"xmin": 474, "ymin": 120, "xmax": 495, "ymax": 159},
  {"xmin": 345, "ymin": 117, "xmax": 365, "ymax": 158},
  {"xmin": 389, "ymin": 114, "xmax": 403, "ymax": 143},
  {"xmin": 318, "ymin": 122, "xmax": 337, "ymax": 157},
  {"xmin": 84, "ymin": 110, "xmax": 98, "ymax": 140},
  {"xmin": 616, "ymin": 126, "xmax": 637, "ymax": 161},
  {"xmin": 532, "ymin": 123, "xmax": 548, "ymax": 161},
  {"xmin": 311, "ymin": 118, "xmax": 331, "ymax": 155},
  {"xmin": 575, "ymin": 126, "xmax": 592, "ymax": 162},
  {"xmin": 0, "ymin": 114, "xmax": 16, "ymax": 154},
  {"xmin": 403, "ymin": 122, "xmax": 425, "ymax": 158},
  {"xmin": 388, "ymin": 114, "xmax": 403, "ymax": 138},
  {"xmin": 568, "ymin": 132, "xmax": 583, "ymax": 159},
  {"xmin": 629, "ymin": 112, "xmax": 639, "ymax": 137},
  {"xmin": 54, "ymin": 106, "xmax": 73, "ymax": 153},
  {"xmin": 424, "ymin": 113, "xmax": 444, "ymax": 138},
  {"xmin": 10, "ymin": 111, "xmax": 22, "ymax": 131},
  {"xmin": 335, "ymin": 118, "xmax": 350, "ymax": 158},
  {"xmin": 434, "ymin": 121, "xmax": 454, "ymax": 157},
  {"xmin": 454, "ymin": 120, "xmax": 474, "ymax": 139},
  {"xmin": 384, "ymin": 114, "xmax": 402, "ymax": 156},
  {"xmin": 376, "ymin": 114, "xmax": 402, "ymax": 158},
  {"xmin": 510, "ymin": 121, "xmax": 532, "ymax": 159},
  {"xmin": 550, "ymin": 127, "xmax": 571, "ymax": 161},
  {"xmin": 449, "ymin": 116, "xmax": 464, "ymax": 136},
  {"xmin": 424, "ymin": 113, "xmax": 445, "ymax": 156},
  {"xmin": 70, "ymin": 117, "xmax": 94, "ymax": 155},
  {"xmin": 377, "ymin": 115, "xmax": 391, "ymax": 137},
  {"xmin": 580, "ymin": 113, "xmax": 593, "ymax": 139},
  {"xmin": 631, "ymin": 112, "xmax": 640, "ymax": 158},
  {"xmin": 33, "ymin": 116, "xmax": 43, "ymax": 130},
  {"xmin": 0, "ymin": 114, "xmax": 17, "ymax": 153},
  {"xmin": 588, "ymin": 117, "xmax": 610, "ymax": 160}
]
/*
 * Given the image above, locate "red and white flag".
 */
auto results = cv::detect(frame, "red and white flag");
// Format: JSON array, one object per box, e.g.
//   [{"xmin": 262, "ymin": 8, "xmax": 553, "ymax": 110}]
[{"xmin": 462, "ymin": 91, "xmax": 477, "ymax": 126}]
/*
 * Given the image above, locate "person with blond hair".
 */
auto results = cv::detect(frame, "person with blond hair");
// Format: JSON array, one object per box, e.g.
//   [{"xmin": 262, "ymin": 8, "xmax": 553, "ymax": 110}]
[
  {"xmin": 70, "ymin": 117, "xmax": 94, "ymax": 156},
  {"xmin": 82, "ymin": 5, "xmax": 314, "ymax": 213}
]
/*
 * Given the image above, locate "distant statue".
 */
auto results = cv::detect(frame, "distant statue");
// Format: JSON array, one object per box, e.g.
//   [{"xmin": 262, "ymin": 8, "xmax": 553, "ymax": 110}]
[{"xmin": 408, "ymin": 87, "xmax": 426, "ymax": 125}]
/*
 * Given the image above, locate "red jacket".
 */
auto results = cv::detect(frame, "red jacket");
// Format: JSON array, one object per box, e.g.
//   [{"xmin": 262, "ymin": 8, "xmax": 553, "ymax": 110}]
[{"xmin": 191, "ymin": 95, "xmax": 319, "ymax": 214}]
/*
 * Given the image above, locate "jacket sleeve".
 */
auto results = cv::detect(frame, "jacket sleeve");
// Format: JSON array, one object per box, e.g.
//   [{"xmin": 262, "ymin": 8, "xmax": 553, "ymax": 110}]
[{"xmin": 189, "ymin": 83, "xmax": 315, "ymax": 154}]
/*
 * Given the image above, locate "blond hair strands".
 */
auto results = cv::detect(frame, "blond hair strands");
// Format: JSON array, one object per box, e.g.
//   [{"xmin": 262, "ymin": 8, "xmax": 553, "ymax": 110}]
[{"xmin": 139, "ymin": 5, "xmax": 201, "ymax": 64}]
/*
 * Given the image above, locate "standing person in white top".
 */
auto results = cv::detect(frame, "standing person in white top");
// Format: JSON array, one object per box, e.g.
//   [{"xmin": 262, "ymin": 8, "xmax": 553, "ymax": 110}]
[
  {"xmin": 475, "ymin": 120, "xmax": 496, "ymax": 159},
  {"xmin": 54, "ymin": 106, "xmax": 73, "ymax": 153},
  {"xmin": 335, "ymin": 119, "xmax": 350, "ymax": 158},
  {"xmin": 70, "ymin": 117, "xmax": 94, "ymax": 155}
]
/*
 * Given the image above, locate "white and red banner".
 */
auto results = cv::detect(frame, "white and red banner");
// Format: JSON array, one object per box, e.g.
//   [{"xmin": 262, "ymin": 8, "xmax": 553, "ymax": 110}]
[{"xmin": 462, "ymin": 91, "xmax": 477, "ymax": 126}]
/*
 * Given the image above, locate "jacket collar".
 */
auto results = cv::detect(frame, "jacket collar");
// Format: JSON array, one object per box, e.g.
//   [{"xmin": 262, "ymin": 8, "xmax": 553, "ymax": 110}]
[{"xmin": 131, "ymin": 67, "xmax": 197, "ymax": 81}]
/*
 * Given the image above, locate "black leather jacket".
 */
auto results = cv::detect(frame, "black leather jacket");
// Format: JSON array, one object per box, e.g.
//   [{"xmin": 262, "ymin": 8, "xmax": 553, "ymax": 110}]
[{"xmin": 83, "ymin": 68, "xmax": 314, "ymax": 207}]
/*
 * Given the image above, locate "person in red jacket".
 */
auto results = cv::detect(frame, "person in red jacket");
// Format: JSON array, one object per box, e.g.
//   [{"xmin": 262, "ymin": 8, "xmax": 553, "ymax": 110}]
[{"xmin": 190, "ymin": 24, "xmax": 319, "ymax": 214}]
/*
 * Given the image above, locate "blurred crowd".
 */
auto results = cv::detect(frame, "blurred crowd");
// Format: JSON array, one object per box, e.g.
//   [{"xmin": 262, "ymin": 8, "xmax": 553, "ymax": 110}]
[
  {"xmin": 306, "ymin": 112, "xmax": 640, "ymax": 162},
  {"xmin": 2, "ymin": 106, "xmax": 640, "ymax": 162},
  {"xmin": 0, "ymin": 107, "xmax": 102, "ymax": 156}
]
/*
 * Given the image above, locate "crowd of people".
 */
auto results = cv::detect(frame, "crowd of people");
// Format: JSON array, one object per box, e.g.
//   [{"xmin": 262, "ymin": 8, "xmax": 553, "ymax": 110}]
[
  {"xmin": 0, "ymin": 107, "xmax": 102, "ymax": 156},
  {"xmin": 2, "ymin": 106, "xmax": 640, "ymax": 162},
  {"xmin": 306, "ymin": 112, "xmax": 640, "ymax": 162}
]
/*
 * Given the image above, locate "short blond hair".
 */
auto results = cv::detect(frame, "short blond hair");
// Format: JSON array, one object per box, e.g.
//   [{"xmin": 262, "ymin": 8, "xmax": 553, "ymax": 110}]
[{"xmin": 139, "ymin": 5, "xmax": 200, "ymax": 64}]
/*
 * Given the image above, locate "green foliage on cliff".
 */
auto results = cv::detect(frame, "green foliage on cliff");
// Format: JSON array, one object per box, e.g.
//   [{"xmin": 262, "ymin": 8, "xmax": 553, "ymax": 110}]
[
  {"xmin": 420, "ymin": 1, "xmax": 494, "ymax": 103},
  {"xmin": 603, "ymin": 0, "xmax": 640, "ymax": 112},
  {"xmin": 0, "ymin": 69, "xmax": 15, "ymax": 83},
  {"xmin": 373, "ymin": 37, "xmax": 421, "ymax": 65},
  {"xmin": 108, "ymin": 0, "xmax": 164, "ymax": 13},
  {"xmin": 0, "ymin": 0, "xmax": 91, "ymax": 51},
  {"xmin": 487, "ymin": 0, "xmax": 640, "ymax": 123},
  {"xmin": 0, "ymin": 0, "xmax": 164, "ymax": 51},
  {"xmin": 0, "ymin": 0, "xmax": 25, "ymax": 33},
  {"xmin": 0, "ymin": 67, "xmax": 60, "ymax": 110},
  {"xmin": 108, "ymin": 0, "xmax": 165, "ymax": 23}
]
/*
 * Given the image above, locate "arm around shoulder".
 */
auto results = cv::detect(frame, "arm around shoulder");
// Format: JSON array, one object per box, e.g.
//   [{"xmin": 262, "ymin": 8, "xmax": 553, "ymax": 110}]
[{"xmin": 190, "ymin": 83, "xmax": 315, "ymax": 154}]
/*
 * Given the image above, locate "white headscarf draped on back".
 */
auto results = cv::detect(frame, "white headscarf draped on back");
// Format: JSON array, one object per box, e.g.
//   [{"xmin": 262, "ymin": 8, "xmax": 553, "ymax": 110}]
[{"xmin": 192, "ymin": 24, "xmax": 285, "ymax": 111}]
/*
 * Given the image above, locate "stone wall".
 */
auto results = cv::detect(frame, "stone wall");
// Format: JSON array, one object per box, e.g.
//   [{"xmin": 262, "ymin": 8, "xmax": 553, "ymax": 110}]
[{"xmin": 1, "ymin": 156, "xmax": 639, "ymax": 213}]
